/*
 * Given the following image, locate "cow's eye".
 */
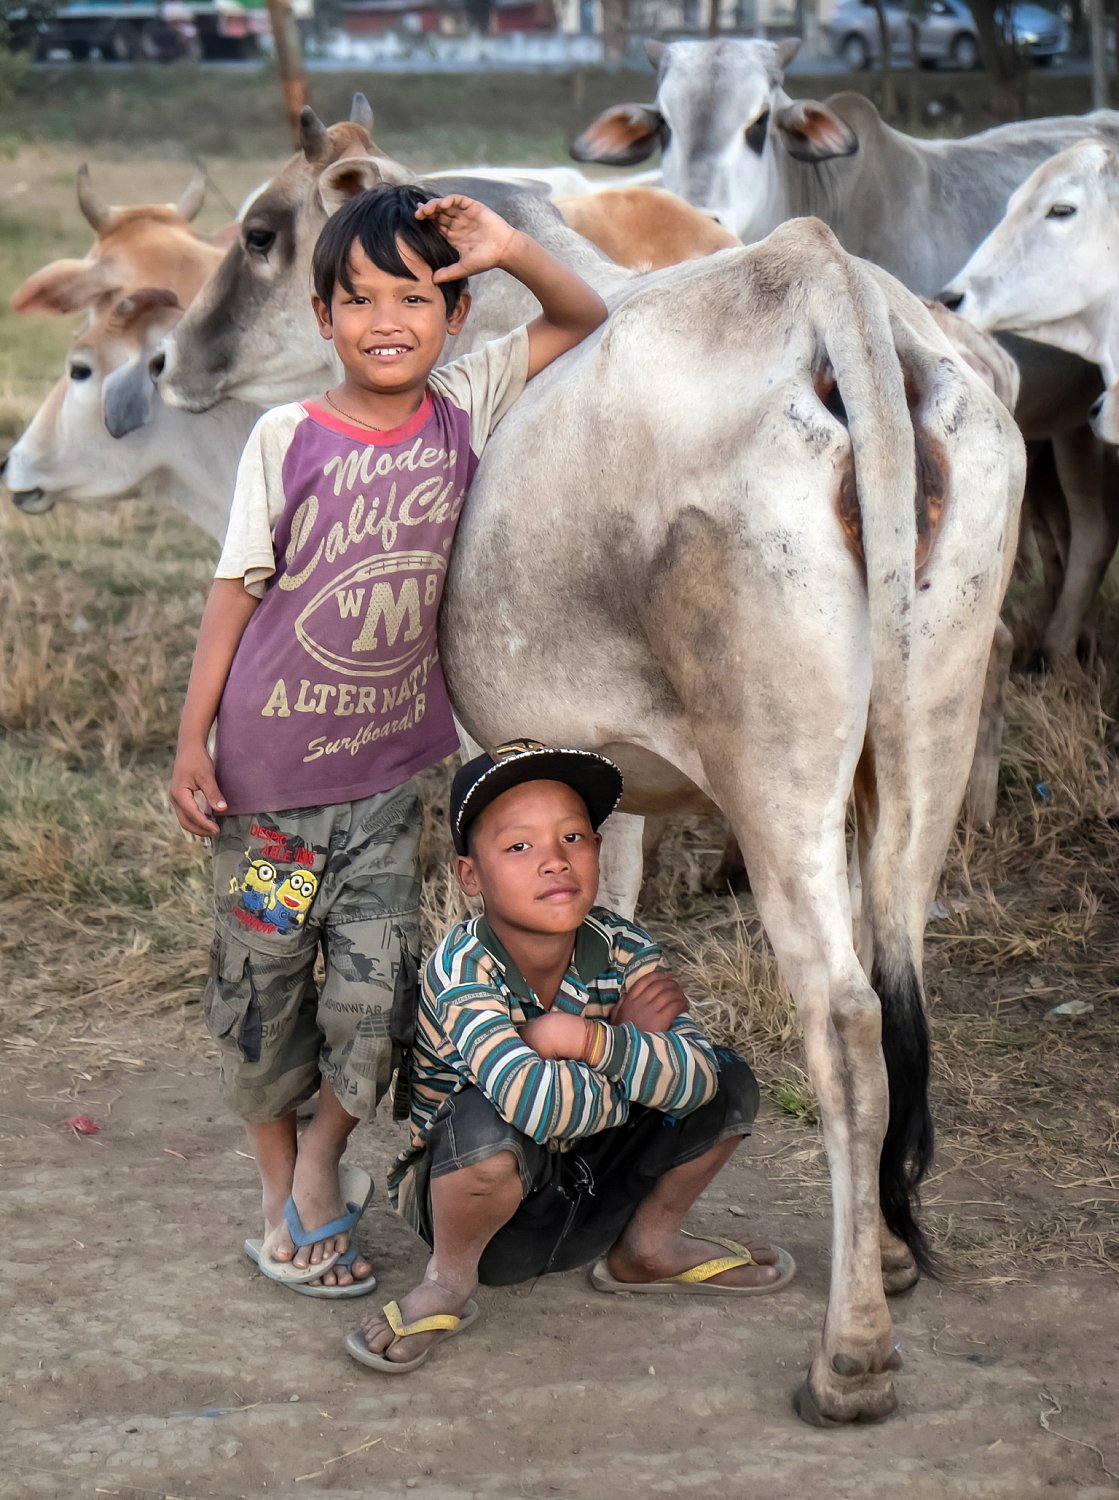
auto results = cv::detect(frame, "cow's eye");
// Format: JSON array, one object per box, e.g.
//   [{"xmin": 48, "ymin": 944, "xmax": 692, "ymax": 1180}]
[
  {"xmin": 1046, "ymin": 203, "xmax": 1076, "ymax": 220},
  {"xmin": 745, "ymin": 110, "xmax": 770, "ymax": 155},
  {"xmin": 69, "ymin": 361, "xmax": 92, "ymax": 381},
  {"xmin": 244, "ymin": 226, "xmax": 277, "ymax": 254}
]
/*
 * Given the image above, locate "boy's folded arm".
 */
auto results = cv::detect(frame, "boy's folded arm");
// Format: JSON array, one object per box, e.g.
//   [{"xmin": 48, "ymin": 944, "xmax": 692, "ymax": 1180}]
[
  {"xmin": 435, "ymin": 985, "xmax": 629, "ymax": 1144},
  {"xmin": 595, "ymin": 1011, "xmax": 721, "ymax": 1116}
]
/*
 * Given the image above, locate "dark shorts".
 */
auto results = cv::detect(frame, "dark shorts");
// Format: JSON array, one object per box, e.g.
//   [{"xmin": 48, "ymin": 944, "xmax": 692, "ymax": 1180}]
[{"xmin": 396, "ymin": 1049, "xmax": 759, "ymax": 1286}]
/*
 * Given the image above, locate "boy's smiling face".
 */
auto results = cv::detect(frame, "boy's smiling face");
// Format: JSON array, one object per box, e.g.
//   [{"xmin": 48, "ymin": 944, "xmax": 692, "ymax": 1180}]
[
  {"xmin": 313, "ymin": 237, "xmax": 470, "ymax": 400},
  {"xmin": 456, "ymin": 780, "xmax": 602, "ymax": 939}
]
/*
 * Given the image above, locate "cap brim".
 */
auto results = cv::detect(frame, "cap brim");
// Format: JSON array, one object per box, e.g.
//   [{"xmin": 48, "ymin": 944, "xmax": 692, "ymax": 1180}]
[{"xmin": 453, "ymin": 748, "xmax": 623, "ymax": 854}]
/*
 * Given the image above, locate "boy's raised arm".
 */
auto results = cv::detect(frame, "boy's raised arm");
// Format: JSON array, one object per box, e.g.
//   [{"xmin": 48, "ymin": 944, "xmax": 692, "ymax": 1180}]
[{"xmin": 416, "ymin": 195, "xmax": 608, "ymax": 380}]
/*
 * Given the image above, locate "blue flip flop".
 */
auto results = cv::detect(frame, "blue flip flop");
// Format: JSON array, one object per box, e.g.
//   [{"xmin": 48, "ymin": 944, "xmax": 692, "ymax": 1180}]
[
  {"xmin": 244, "ymin": 1239, "xmax": 379, "ymax": 1299},
  {"xmin": 249, "ymin": 1164, "xmax": 377, "ymax": 1296}
]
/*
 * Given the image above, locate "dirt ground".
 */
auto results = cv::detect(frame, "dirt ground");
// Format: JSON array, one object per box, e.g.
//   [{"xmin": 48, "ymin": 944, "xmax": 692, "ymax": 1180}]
[{"xmin": 2, "ymin": 1036, "xmax": 1117, "ymax": 1500}]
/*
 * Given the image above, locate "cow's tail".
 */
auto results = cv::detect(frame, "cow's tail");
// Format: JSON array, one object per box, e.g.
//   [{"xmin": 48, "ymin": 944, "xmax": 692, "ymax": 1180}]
[{"xmin": 815, "ymin": 257, "xmax": 937, "ymax": 1278}]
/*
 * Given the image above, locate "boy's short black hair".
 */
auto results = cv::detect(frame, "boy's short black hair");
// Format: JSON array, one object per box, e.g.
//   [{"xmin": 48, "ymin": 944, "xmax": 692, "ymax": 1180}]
[{"xmin": 312, "ymin": 184, "xmax": 466, "ymax": 317}]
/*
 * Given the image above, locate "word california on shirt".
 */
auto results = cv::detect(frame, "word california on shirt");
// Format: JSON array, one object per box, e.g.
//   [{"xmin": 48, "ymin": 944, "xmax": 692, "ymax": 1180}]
[{"xmin": 211, "ymin": 327, "xmax": 528, "ymax": 815}]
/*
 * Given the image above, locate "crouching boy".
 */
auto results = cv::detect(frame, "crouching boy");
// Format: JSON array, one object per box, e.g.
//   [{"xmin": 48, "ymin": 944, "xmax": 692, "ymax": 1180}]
[{"xmin": 346, "ymin": 740, "xmax": 794, "ymax": 1373}]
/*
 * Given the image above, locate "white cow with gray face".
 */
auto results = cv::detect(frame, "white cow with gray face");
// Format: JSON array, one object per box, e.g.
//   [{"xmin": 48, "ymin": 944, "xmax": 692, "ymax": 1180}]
[
  {"xmin": 940, "ymin": 140, "xmax": 1119, "ymax": 443},
  {"xmin": 2, "ymin": 289, "xmax": 259, "ymax": 541}
]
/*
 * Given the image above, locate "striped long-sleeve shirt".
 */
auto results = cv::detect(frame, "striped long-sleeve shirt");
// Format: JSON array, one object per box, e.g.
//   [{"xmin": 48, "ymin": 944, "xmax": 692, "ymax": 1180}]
[{"xmin": 404, "ymin": 907, "xmax": 720, "ymax": 1152}]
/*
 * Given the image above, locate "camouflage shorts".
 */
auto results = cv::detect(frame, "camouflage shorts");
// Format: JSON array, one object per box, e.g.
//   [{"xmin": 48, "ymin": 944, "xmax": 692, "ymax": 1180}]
[{"xmin": 203, "ymin": 781, "xmax": 422, "ymax": 1124}]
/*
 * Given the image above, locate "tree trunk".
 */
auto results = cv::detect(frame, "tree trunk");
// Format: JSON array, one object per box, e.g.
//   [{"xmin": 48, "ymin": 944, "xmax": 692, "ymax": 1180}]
[
  {"xmin": 708, "ymin": 0, "xmax": 720, "ymax": 38},
  {"xmin": 969, "ymin": 0, "xmax": 1029, "ymax": 120},
  {"xmin": 1089, "ymin": 0, "xmax": 1109, "ymax": 107},
  {"xmin": 867, "ymin": 0, "xmax": 897, "ymax": 119},
  {"xmin": 907, "ymin": 17, "xmax": 922, "ymax": 127},
  {"xmin": 265, "ymin": 0, "xmax": 309, "ymax": 146},
  {"xmin": 601, "ymin": 0, "xmax": 630, "ymax": 62}
]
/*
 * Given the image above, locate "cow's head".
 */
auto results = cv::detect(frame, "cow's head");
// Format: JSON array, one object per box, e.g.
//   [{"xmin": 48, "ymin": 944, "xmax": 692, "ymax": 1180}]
[
  {"xmin": 939, "ymin": 139, "xmax": 1119, "ymax": 380},
  {"xmin": 570, "ymin": 38, "xmax": 856, "ymax": 242},
  {"xmin": 11, "ymin": 166, "xmax": 216, "ymax": 322},
  {"xmin": 3, "ymin": 291, "xmax": 184, "ymax": 513},
  {"xmin": 158, "ymin": 93, "xmax": 416, "ymax": 411}
]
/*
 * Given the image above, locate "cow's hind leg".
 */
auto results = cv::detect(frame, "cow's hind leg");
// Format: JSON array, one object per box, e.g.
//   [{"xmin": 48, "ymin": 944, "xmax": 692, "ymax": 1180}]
[{"xmin": 714, "ymin": 773, "xmax": 899, "ymax": 1425}]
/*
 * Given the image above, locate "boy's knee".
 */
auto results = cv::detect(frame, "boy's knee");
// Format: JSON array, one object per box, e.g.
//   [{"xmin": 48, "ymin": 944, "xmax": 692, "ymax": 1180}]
[
  {"xmin": 455, "ymin": 1149, "xmax": 523, "ymax": 1196},
  {"xmin": 426, "ymin": 1087, "xmax": 543, "ymax": 1191}
]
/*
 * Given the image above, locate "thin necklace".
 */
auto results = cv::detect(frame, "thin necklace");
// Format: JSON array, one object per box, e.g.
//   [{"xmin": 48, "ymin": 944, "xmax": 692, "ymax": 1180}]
[{"xmin": 324, "ymin": 389, "xmax": 422, "ymax": 432}]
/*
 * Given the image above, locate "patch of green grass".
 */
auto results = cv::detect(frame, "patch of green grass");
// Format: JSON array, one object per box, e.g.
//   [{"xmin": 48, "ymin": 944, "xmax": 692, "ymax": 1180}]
[{"xmin": 768, "ymin": 1072, "xmax": 820, "ymax": 1125}]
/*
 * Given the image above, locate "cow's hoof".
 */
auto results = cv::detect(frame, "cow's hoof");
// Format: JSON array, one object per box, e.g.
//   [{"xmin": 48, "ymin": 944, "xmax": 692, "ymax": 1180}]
[
  {"xmin": 881, "ymin": 1247, "xmax": 920, "ymax": 1296},
  {"xmin": 792, "ymin": 1350, "xmax": 901, "ymax": 1427}
]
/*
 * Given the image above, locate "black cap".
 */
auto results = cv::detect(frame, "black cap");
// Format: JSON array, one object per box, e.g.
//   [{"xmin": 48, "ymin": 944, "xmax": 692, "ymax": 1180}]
[{"xmin": 450, "ymin": 739, "xmax": 624, "ymax": 855}]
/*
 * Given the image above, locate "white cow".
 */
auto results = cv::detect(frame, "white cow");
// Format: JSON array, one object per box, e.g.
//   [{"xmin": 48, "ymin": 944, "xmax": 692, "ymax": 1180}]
[
  {"xmin": 2, "ymin": 289, "xmax": 258, "ymax": 541},
  {"xmin": 940, "ymin": 139, "xmax": 1119, "ymax": 444},
  {"xmin": 441, "ymin": 225, "xmax": 1025, "ymax": 1425}
]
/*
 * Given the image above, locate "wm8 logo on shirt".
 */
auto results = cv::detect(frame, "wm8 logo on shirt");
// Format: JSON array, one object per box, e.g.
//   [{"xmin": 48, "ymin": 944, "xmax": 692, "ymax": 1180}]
[{"xmin": 294, "ymin": 550, "xmax": 446, "ymax": 678}]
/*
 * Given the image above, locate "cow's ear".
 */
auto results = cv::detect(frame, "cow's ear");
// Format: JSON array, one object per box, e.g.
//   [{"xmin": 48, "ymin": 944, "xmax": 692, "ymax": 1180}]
[
  {"xmin": 318, "ymin": 154, "xmax": 413, "ymax": 215},
  {"xmin": 103, "ymin": 357, "xmax": 155, "ymax": 439},
  {"xmin": 570, "ymin": 104, "xmax": 666, "ymax": 167},
  {"xmin": 10, "ymin": 257, "xmax": 122, "ymax": 316},
  {"xmin": 774, "ymin": 100, "xmax": 858, "ymax": 162}
]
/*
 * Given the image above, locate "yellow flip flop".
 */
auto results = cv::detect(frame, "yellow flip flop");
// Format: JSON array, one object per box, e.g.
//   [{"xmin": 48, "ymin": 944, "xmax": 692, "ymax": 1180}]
[
  {"xmin": 590, "ymin": 1233, "xmax": 796, "ymax": 1296},
  {"xmin": 344, "ymin": 1297, "xmax": 480, "ymax": 1374}
]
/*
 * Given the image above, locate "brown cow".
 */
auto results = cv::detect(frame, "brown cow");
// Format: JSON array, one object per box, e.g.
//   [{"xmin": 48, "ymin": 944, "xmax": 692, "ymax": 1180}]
[
  {"xmin": 10, "ymin": 164, "xmax": 218, "ymax": 319},
  {"xmin": 555, "ymin": 186, "xmax": 739, "ymax": 270}
]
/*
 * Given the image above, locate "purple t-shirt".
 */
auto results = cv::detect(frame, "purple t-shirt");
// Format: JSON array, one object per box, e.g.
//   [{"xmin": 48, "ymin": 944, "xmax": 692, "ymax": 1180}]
[{"xmin": 212, "ymin": 328, "xmax": 528, "ymax": 815}]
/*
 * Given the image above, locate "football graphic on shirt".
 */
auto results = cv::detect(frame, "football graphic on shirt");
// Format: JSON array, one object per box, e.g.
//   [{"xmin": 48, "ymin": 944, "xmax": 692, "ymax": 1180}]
[{"xmin": 294, "ymin": 549, "xmax": 447, "ymax": 678}]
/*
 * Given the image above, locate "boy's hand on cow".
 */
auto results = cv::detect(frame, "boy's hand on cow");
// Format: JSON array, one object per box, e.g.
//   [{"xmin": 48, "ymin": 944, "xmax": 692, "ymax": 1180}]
[
  {"xmin": 613, "ymin": 971, "xmax": 690, "ymax": 1033},
  {"xmin": 170, "ymin": 742, "xmax": 227, "ymax": 838},
  {"xmin": 415, "ymin": 195, "xmax": 519, "ymax": 281},
  {"xmin": 519, "ymin": 1012, "xmax": 600, "ymax": 1063}
]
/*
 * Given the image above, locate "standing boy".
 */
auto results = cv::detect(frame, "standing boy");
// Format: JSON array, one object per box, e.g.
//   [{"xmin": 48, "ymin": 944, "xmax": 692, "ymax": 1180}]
[
  {"xmin": 170, "ymin": 187, "xmax": 607, "ymax": 1297},
  {"xmin": 348, "ymin": 742, "xmax": 794, "ymax": 1370}
]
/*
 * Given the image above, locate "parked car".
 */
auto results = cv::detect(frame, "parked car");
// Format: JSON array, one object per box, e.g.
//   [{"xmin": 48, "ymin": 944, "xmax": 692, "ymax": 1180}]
[{"xmin": 824, "ymin": 0, "xmax": 1069, "ymax": 71}]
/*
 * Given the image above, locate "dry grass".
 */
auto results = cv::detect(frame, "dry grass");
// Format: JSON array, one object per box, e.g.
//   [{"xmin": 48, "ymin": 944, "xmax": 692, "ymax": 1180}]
[{"xmin": 0, "ymin": 150, "xmax": 1116, "ymax": 1281}]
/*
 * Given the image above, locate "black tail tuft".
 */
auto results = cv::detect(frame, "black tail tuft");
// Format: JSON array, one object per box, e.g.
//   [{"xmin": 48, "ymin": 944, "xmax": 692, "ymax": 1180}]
[{"xmin": 872, "ymin": 955, "xmax": 941, "ymax": 1280}]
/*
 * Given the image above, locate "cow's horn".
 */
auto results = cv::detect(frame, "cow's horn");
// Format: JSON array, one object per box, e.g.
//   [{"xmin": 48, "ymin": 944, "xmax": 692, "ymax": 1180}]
[
  {"xmin": 350, "ymin": 91, "xmax": 374, "ymax": 134},
  {"xmin": 300, "ymin": 106, "xmax": 331, "ymax": 162},
  {"xmin": 176, "ymin": 168, "xmax": 206, "ymax": 222},
  {"xmin": 644, "ymin": 38, "xmax": 666, "ymax": 69},
  {"xmin": 76, "ymin": 163, "xmax": 111, "ymax": 232}
]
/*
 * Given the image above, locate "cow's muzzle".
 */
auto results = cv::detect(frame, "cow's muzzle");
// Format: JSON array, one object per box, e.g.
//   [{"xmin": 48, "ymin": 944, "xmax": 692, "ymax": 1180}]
[{"xmin": 11, "ymin": 487, "xmax": 55, "ymax": 514}]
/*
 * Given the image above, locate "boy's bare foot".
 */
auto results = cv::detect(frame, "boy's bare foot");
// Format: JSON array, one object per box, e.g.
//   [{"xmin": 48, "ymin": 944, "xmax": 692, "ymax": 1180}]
[
  {"xmin": 606, "ymin": 1231, "xmax": 781, "ymax": 1289},
  {"xmin": 354, "ymin": 1278, "xmax": 475, "ymax": 1364},
  {"xmin": 264, "ymin": 1144, "xmax": 374, "ymax": 1288}
]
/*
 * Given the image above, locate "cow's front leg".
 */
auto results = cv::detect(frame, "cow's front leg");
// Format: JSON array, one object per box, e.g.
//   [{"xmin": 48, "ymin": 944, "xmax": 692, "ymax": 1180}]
[
  {"xmin": 596, "ymin": 810, "xmax": 645, "ymax": 918},
  {"xmin": 792, "ymin": 969, "xmax": 901, "ymax": 1425},
  {"xmin": 1040, "ymin": 430, "xmax": 1119, "ymax": 664}
]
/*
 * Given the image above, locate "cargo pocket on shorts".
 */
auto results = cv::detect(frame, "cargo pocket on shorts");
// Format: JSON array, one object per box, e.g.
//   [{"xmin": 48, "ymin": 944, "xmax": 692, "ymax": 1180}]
[
  {"xmin": 389, "ymin": 925, "xmax": 421, "ymax": 1122},
  {"xmin": 203, "ymin": 931, "xmax": 263, "ymax": 1064}
]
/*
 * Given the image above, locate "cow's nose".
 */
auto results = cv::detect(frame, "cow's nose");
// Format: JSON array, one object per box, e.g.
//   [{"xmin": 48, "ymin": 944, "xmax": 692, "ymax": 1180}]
[
  {"xmin": 149, "ymin": 351, "xmax": 166, "ymax": 380},
  {"xmin": 937, "ymin": 290, "xmax": 965, "ymax": 312},
  {"xmin": 1090, "ymin": 393, "xmax": 1105, "ymax": 422}
]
